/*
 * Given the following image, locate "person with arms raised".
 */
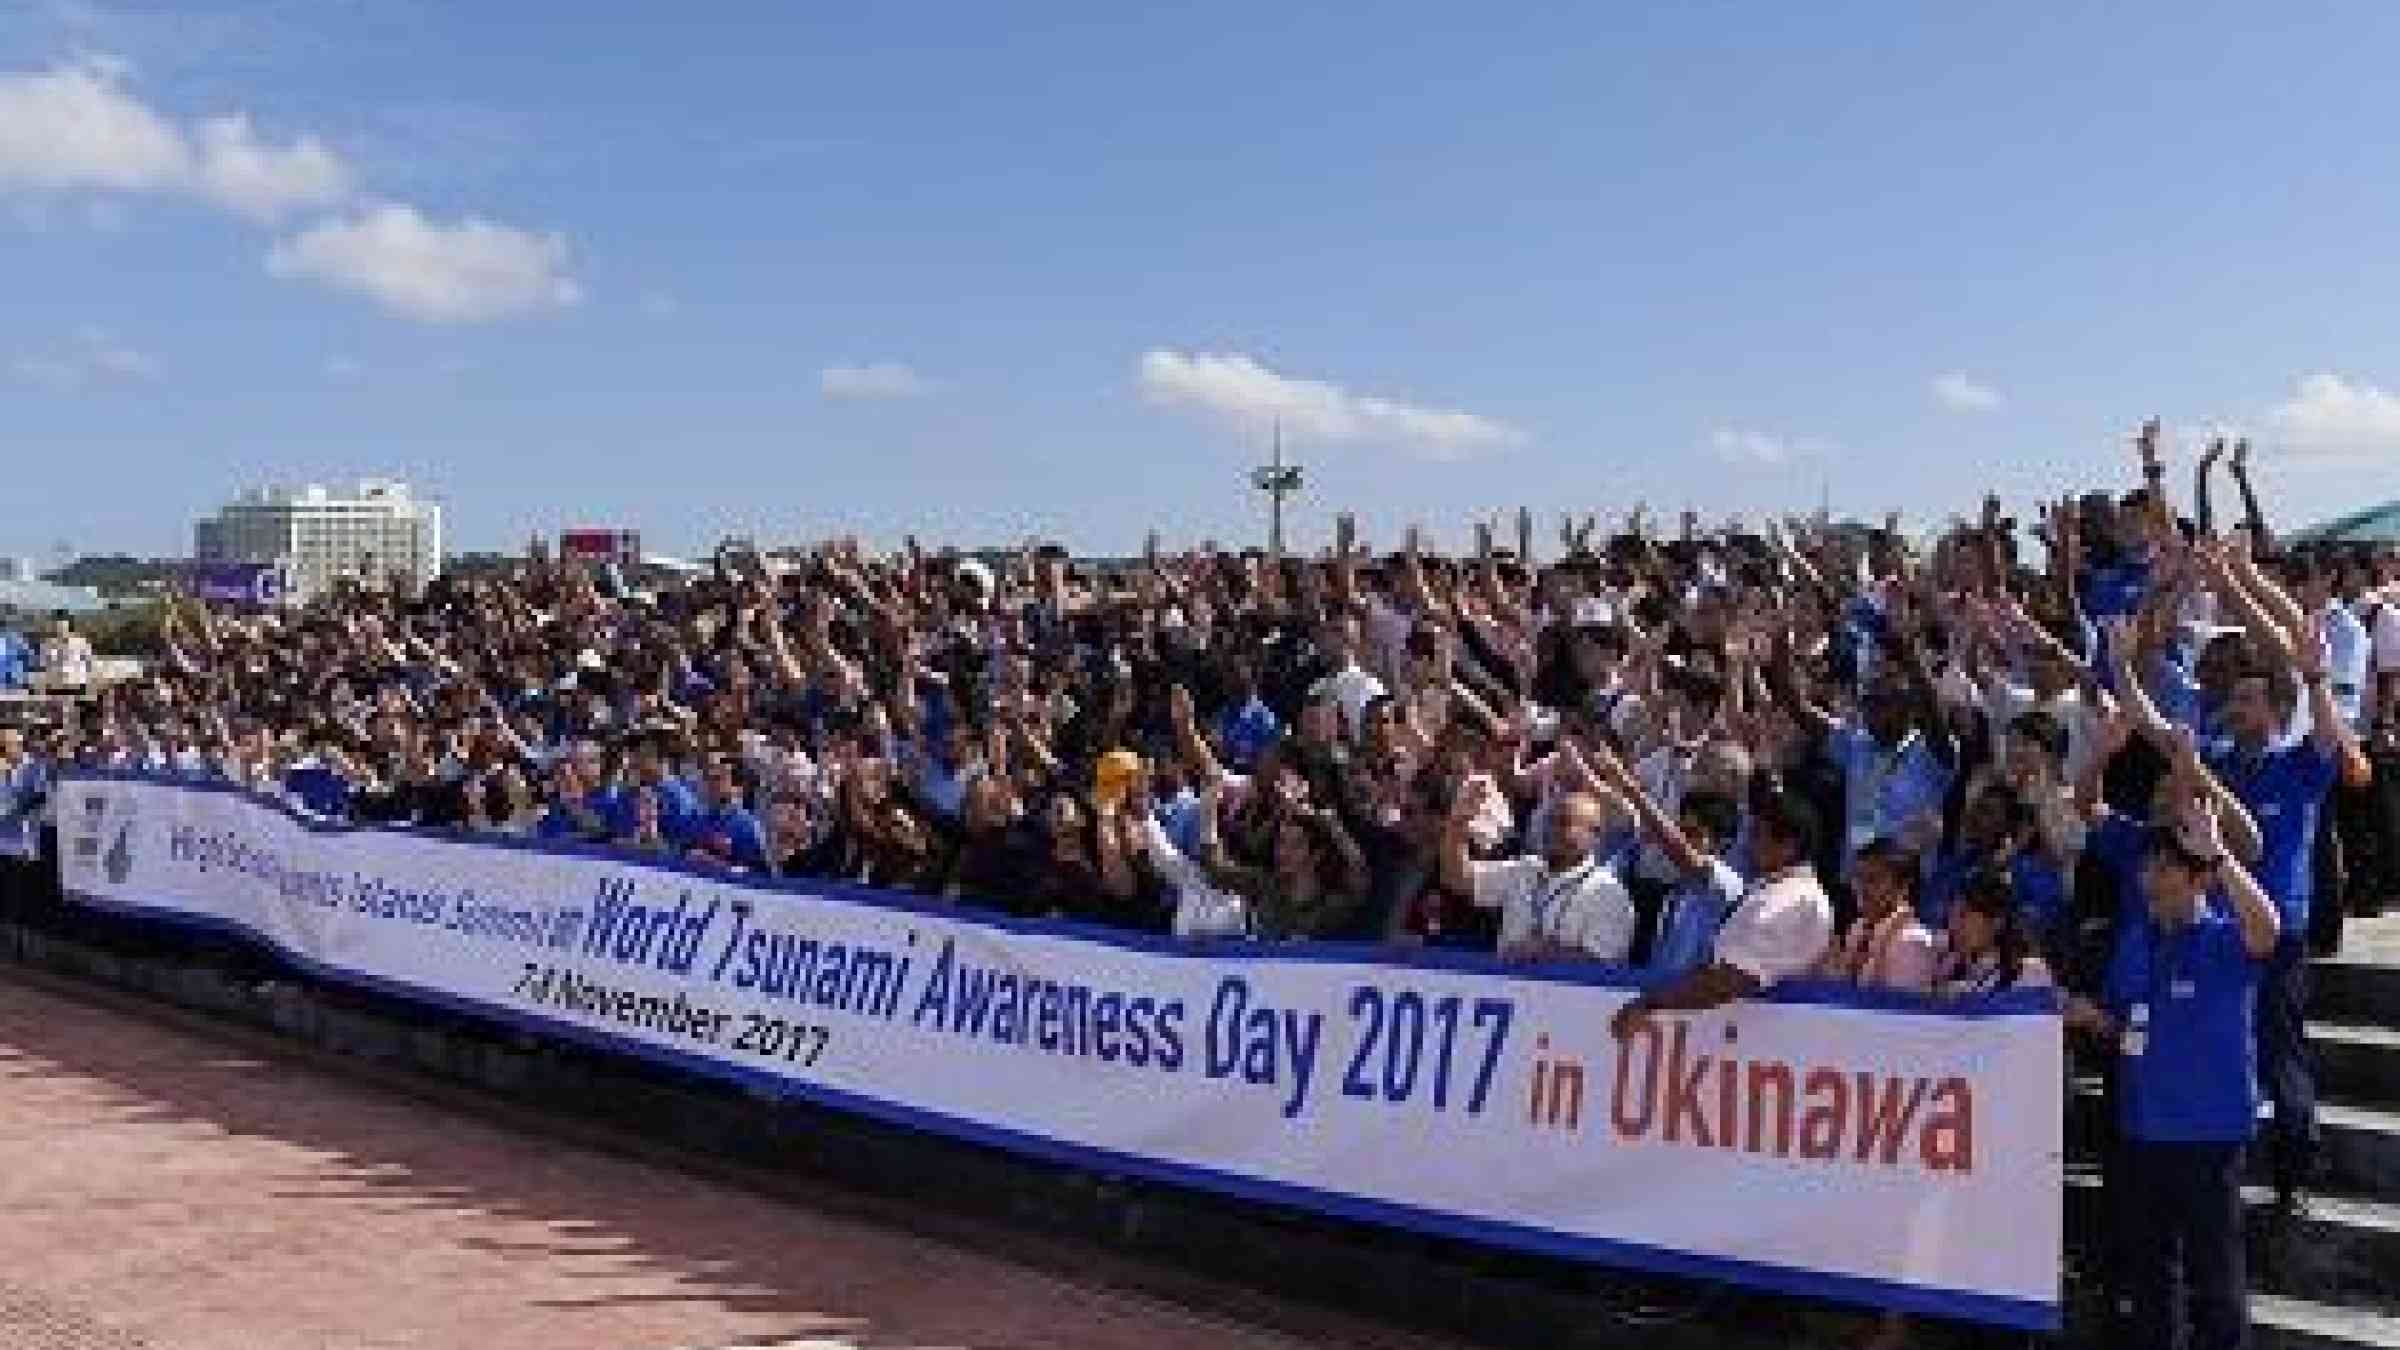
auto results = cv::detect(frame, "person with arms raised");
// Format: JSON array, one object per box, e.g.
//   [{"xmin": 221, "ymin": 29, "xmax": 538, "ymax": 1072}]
[
  {"xmin": 2191, "ymin": 533, "xmax": 2357, "ymax": 1212},
  {"xmin": 2066, "ymin": 787, "xmax": 2280, "ymax": 1350},
  {"xmin": 1580, "ymin": 737, "xmax": 1743, "ymax": 977},
  {"xmin": 1440, "ymin": 772, "xmax": 1634, "ymax": 964},
  {"xmin": 1610, "ymin": 785, "xmax": 1833, "ymax": 1035}
]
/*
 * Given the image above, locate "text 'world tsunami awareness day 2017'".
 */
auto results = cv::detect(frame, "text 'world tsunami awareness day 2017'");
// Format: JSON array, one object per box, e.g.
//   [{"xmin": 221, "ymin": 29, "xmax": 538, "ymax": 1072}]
[{"xmin": 163, "ymin": 819, "xmax": 1979, "ymax": 1170}]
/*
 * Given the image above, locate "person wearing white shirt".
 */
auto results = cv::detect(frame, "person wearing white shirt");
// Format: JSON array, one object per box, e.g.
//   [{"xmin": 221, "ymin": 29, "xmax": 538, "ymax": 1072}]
[
  {"xmin": 1311, "ymin": 613, "xmax": 1388, "ymax": 745},
  {"xmin": 1610, "ymin": 787, "xmax": 1834, "ymax": 1038},
  {"xmin": 1441, "ymin": 777, "xmax": 1634, "ymax": 964},
  {"xmin": 1135, "ymin": 809, "xmax": 1252, "ymax": 939},
  {"xmin": 37, "ymin": 616, "xmax": 95, "ymax": 692}
]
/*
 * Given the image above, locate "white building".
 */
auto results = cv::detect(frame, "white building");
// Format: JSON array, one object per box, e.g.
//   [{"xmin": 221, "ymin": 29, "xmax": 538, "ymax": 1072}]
[{"xmin": 193, "ymin": 479, "xmax": 443, "ymax": 601}]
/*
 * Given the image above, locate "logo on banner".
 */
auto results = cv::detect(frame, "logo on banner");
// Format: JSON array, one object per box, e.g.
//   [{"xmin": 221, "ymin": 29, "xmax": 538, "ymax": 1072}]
[
  {"xmin": 68, "ymin": 790, "xmax": 115, "ymax": 881},
  {"xmin": 104, "ymin": 821, "xmax": 136, "ymax": 883}
]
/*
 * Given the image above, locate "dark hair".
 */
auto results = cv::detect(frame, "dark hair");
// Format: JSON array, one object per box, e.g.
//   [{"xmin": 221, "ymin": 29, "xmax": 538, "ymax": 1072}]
[
  {"xmin": 1668, "ymin": 665, "xmax": 1726, "ymax": 718},
  {"xmin": 1571, "ymin": 623, "xmax": 1629, "ymax": 656},
  {"xmin": 1971, "ymin": 781, "xmax": 2035, "ymax": 838},
  {"xmin": 2143, "ymin": 823, "xmax": 2217, "ymax": 874},
  {"xmin": 2229, "ymin": 660, "xmax": 2299, "ymax": 712},
  {"xmin": 1956, "ymin": 863, "xmax": 2038, "ymax": 990},
  {"xmin": 2008, "ymin": 708, "xmax": 2069, "ymax": 765},
  {"xmin": 1855, "ymin": 834, "xmax": 1922, "ymax": 883},
  {"xmin": 1679, "ymin": 789, "xmax": 1742, "ymax": 851},
  {"xmin": 1750, "ymin": 784, "xmax": 1822, "ymax": 863}
]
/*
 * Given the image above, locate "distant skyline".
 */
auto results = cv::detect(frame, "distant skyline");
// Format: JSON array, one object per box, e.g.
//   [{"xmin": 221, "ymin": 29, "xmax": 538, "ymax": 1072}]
[{"xmin": 7, "ymin": 2, "xmax": 2400, "ymax": 561}]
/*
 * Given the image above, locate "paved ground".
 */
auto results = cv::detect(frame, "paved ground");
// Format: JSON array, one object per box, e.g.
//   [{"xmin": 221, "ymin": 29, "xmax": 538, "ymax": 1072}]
[{"xmin": 0, "ymin": 979, "xmax": 1456, "ymax": 1350}]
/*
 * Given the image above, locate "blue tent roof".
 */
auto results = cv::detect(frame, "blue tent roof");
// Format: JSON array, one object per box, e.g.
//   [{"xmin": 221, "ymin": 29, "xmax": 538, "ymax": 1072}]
[
  {"xmin": 2291, "ymin": 501, "xmax": 2400, "ymax": 546},
  {"xmin": 0, "ymin": 579, "xmax": 106, "ymax": 616}
]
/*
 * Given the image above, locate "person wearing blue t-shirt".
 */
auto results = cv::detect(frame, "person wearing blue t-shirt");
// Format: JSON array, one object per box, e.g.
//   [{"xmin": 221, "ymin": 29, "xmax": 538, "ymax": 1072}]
[
  {"xmin": 0, "ymin": 626, "xmax": 30, "ymax": 691},
  {"xmin": 535, "ymin": 754, "xmax": 616, "ymax": 844},
  {"xmin": 2196, "ymin": 617, "xmax": 2350, "ymax": 1209},
  {"xmin": 685, "ymin": 754, "xmax": 769, "ymax": 871},
  {"xmin": 2067, "ymin": 794, "xmax": 2279, "ymax": 1350},
  {"xmin": 1213, "ymin": 661, "xmax": 1281, "ymax": 772},
  {"xmin": 1918, "ymin": 781, "xmax": 2068, "ymax": 947},
  {"xmin": 1767, "ymin": 618, "xmax": 1958, "ymax": 886},
  {"xmin": 608, "ymin": 734, "xmax": 701, "ymax": 845},
  {"xmin": 282, "ymin": 736, "xmax": 355, "ymax": 819},
  {"xmin": 1586, "ymin": 741, "xmax": 1743, "ymax": 978}
]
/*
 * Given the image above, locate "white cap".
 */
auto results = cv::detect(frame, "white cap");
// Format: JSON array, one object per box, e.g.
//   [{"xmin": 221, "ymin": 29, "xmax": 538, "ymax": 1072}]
[{"xmin": 1571, "ymin": 597, "xmax": 1617, "ymax": 627}]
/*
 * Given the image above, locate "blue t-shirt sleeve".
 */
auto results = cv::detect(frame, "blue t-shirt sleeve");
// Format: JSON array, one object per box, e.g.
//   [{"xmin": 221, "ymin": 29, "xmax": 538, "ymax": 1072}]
[
  {"xmin": 2294, "ymin": 739, "xmax": 2340, "ymax": 796},
  {"xmin": 731, "ymin": 813, "xmax": 770, "ymax": 869},
  {"xmin": 2012, "ymin": 853, "xmax": 2069, "ymax": 938},
  {"xmin": 2194, "ymin": 902, "xmax": 2261, "ymax": 978},
  {"xmin": 2092, "ymin": 812, "xmax": 2143, "ymax": 869}
]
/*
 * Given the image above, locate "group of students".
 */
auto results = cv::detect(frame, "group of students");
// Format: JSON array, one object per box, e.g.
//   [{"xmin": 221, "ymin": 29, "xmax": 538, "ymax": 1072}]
[{"xmin": 0, "ymin": 424, "xmax": 2392, "ymax": 1349}]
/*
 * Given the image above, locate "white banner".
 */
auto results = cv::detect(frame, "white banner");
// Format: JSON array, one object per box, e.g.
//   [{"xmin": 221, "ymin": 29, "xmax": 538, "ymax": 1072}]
[{"xmin": 55, "ymin": 774, "xmax": 2061, "ymax": 1328}]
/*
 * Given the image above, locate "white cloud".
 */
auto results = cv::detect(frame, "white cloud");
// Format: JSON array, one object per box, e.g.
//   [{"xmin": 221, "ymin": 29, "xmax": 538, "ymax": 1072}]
[
  {"xmin": 1931, "ymin": 372, "xmax": 2002, "ymax": 412},
  {"xmin": 2265, "ymin": 373, "xmax": 2400, "ymax": 461},
  {"xmin": 0, "ymin": 56, "xmax": 347, "ymax": 221},
  {"xmin": 266, "ymin": 203, "xmax": 581, "ymax": 323},
  {"xmin": 821, "ymin": 361, "xmax": 935, "ymax": 399},
  {"xmin": 1136, "ymin": 349, "xmax": 1523, "ymax": 459},
  {"xmin": 1699, "ymin": 425, "xmax": 1824, "ymax": 468},
  {"xmin": 190, "ymin": 113, "xmax": 349, "ymax": 221},
  {"xmin": 1707, "ymin": 427, "xmax": 1816, "ymax": 465},
  {"xmin": 1, "ymin": 57, "xmax": 572, "ymax": 325},
  {"xmin": 0, "ymin": 55, "xmax": 185, "ymax": 193},
  {"xmin": 7, "ymin": 354, "xmax": 81, "ymax": 391},
  {"xmin": 8, "ymin": 325, "xmax": 159, "ymax": 390}
]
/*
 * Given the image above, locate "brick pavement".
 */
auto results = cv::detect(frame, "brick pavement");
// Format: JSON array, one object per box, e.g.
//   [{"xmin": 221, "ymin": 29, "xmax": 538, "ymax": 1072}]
[{"xmin": 0, "ymin": 980, "xmax": 1449, "ymax": 1350}]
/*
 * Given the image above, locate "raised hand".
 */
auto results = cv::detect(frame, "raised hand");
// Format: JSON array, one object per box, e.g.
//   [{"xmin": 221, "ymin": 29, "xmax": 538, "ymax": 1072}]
[
  {"xmin": 2092, "ymin": 689, "xmax": 2135, "ymax": 762},
  {"xmin": 2100, "ymin": 615, "xmax": 2142, "ymax": 673},
  {"xmin": 1583, "ymin": 735, "xmax": 1631, "ymax": 788},
  {"xmin": 2200, "ymin": 437, "xmax": 2226, "ymax": 471},
  {"xmin": 2159, "ymin": 723, "xmax": 2205, "ymax": 785},
  {"xmin": 2291, "ymin": 611, "xmax": 2332, "ymax": 682},
  {"xmin": 2136, "ymin": 417, "xmax": 2163, "ymax": 471},
  {"xmin": 2230, "ymin": 437, "xmax": 2251, "ymax": 476},
  {"xmin": 1452, "ymin": 773, "xmax": 1498, "ymax": 823},
  {"xmin": 2177, "ymin": 789, "xmax": 2225, "ymax": 860}
]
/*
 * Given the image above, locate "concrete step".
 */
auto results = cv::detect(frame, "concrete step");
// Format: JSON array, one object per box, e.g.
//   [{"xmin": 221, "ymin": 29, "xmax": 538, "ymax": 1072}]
[
  {"xmin": 2314, "ymin": 958, "xmax": 2400, "ymax": 1028},
  {"xmin": 2317, "ymin": 1103, "xmax": 2400, "ymax": 1202},
  {"xmin": 2070, "ymin": 1171, "xmax": 2400, "ymax": 1306},
  {"xmin": 2255, "ymin": 1293, "xmax": 2400, "ymax": 1350},
  {"xmin": 2068, "ymin": 1082, "xmax": 2400, "ymax": 1202},
  {"xmin": 2312, "ymin": 914, "xmax": 2400, "ymax": 1025},
  {"xmin": 2255, "ymin": 1192, "xmax": 2400, "ymax": 1314},
  {"xmin": 2315, "ymin": 1022, "xmax": 2400, "ymax": 1110}
]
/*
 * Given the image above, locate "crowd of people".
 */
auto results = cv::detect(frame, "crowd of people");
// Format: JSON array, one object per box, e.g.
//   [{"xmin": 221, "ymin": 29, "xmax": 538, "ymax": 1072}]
[{"xmin": 2, "ymin": 425, "xmax": 2395, "ymax": 1349}]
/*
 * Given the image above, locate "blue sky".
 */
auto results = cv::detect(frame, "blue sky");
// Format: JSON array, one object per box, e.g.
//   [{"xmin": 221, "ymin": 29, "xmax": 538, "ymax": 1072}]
[{"xmin": 6, "ymin": 1, "xmax": 2400, "ymax": 561}]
